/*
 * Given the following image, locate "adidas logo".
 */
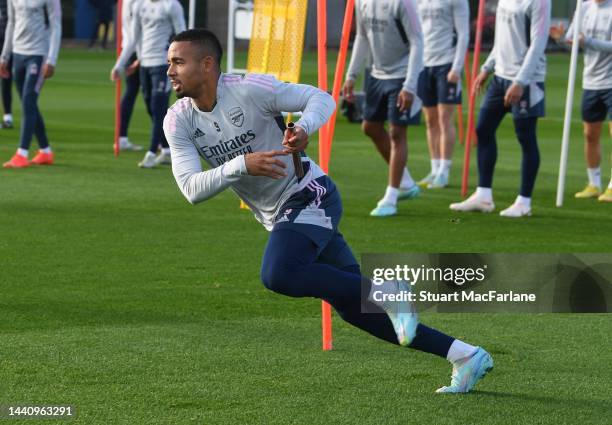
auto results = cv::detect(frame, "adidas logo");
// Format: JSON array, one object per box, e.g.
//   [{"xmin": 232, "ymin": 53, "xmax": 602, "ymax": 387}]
[{"xmin": 194, "ymin": 128, "xmax": 205, "ymax": 138}]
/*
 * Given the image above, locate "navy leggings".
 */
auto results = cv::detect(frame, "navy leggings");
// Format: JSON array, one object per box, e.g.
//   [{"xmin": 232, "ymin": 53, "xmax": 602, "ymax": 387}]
[
  {"xmin": 261, "ymin": 229, "xmax": 454, "ymax": 357},
  {"xmin": 139, "ymin": 65, "xmax": 170, "ymax": 153},
  {"xmin": 120, "ymin": 56, "xmax": 140, "ymax": 138},
  {"xmin": 12, "ymin": 53, "xmax": 49, "ymax": 150},
  {"xmin": 476, "ymin": 110, "xmax": 540, "ymax": 197},
  {"xmin": 1, "ymin": 53, "xmax": 11, "ymax": 115}
]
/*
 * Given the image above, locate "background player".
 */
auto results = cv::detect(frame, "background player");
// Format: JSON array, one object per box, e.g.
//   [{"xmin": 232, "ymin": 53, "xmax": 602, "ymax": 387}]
[
  {"xmin": 343, "ymin": 0, "xmax": 424, "ymax": 217},
  {"xmin": 116, "ymin": 0, "xmax": 144, "ymax": 152},
  {"xmin": 111, "ymin": 0, "xmax": 185, "ymax": 168},
  {"xmin": 550, "ymin": 0, "xmax": 612, "ymax": 203},
  {"xmin": 0, "ymin": 0, "xmax": 62, "ymax": 168},
  {"xmin": 0, "ymin": 0, "xmax": 12, "ymax": 129},
  {"xmin": 416, "ymin": 0, "xmax": 469, "ymax": 189},
  {"xmin": 450, "ymin": 0, "xmax": 551, "ymax": 217}
]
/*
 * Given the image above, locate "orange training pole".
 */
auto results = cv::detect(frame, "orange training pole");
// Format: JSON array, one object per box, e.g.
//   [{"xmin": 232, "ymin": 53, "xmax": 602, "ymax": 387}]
[
  {"xmin": 317, "ymin": 0, "xmax": 333, "ymax": 351},
  {"xmin": 114, "ymin": 0, "xmax": 123, "ymax": 157},
  {"xmin": 461, "ymin": 0, "xmax": 486, "ymax": 197},
  {"xmin": 325, "ymin": 0, "xmax": 354, "ymax": 163}
]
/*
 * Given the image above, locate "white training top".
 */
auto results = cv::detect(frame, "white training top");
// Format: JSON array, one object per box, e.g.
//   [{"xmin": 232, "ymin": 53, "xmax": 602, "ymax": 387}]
[
  {"xmin": 1, "ymin": 0, "xmax": 62, "ymax": 66},
  {"xmin": 481, "ymin": 0, "xmax": 551, "ymax": 85},
  {"xmin": 417, "ymin": 0, "xmax": 470, "ymax": 72},
  {"xmin": 163, "ymin": 73, "xmax": 336, "ymax": 230},
  {"xmin": 121, "ymin": 0, "xmax": 142, "ymax": 57},
  {"xmin": 565, "ymin": 0, "xmax": 612, "ymax": 91},
  {"xmin": 115, "ymin": 0, "xmax": 185, "ymax": 70},
  {"xmin": 346, "ymin": 0, "xmax": 424, "ymax": 94}
]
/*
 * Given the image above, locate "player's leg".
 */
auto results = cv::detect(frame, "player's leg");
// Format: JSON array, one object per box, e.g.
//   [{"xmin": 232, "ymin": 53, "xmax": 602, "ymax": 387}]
[
  {"xmin": 497, "ymin": 116, "xmax": 540, "ymax": 217},
  {"xmin": 3, "ymin": 55, "xmax": 51, "ymax": 168},
  {"xmin": 599, "ymin": 116, "xmax": 612, "ymax": 202},
  {"xmin": 362, "ymin": 77, "xmax": 416, "ymax": 216},
  {"xmin": 1, "ymin": 54, "xmax": 13, "ymax": 128},
  {"xmin": 420, "ymin": 106, "xmax": 441, "ymax": 187},
  {"xmin": 433, "ymin": 103, "xmax": 456, "ymax": 188},
  {"xmin": 429, "ymin": 64, "xmax": 461, "ymax": 189},
  {"xmin": 576, "ymin": 89, "xmax": 607, "ymax": 198},
  {"xmin": 450, "ymin": 77, "xmax": 507, "ymax": 212},
  {"xmin": 148, "ymin": 65, "xmax": 172, "ymax": 166},
  {"xmin": 118, "ymin": 54, "xmax": 142, "ymax": 151},
  {"xmin": 575, "ymin": 121, "xmax": 603, "ymax": 198},
  {"xmin": 137, "ymin": 66, "xmax": 158, "ymax": 168},
  {"xmin": 263, "ymin": 209, "xmax": 492, "ymax": 392},
  {"xmin": 417, "ymin": 67, "xmax": 441, "ymax": 188},
  {"xmin": 499, "ymin": 82, "xmax": 546, "ymax": 217}
]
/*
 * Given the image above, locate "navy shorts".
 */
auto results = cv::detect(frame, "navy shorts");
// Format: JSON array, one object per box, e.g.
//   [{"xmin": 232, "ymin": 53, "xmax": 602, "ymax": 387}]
[
  {"xmin": 363, "ymin": 75, "xmax": 421, "ymax": 126},
  {"xmin": 581, "ymin": 89, "xmax": 612, "ymax": 123},
  {"xmin": 418, "ymin": 63, "xmax": 462, "ymax": 107},
  {"xmin": 272, "ymin": 176, "xmax": 357, "ymax": 268},
  {"xmin": 480, "ymin": 76, "xmax": 545, "ymax": 119}
]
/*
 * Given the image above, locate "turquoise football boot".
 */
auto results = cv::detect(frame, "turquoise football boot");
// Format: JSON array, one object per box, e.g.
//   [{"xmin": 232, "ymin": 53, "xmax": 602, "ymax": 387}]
[{"xmin": 436, "ymin": 347, "xmax": 494, "ymax": 394}]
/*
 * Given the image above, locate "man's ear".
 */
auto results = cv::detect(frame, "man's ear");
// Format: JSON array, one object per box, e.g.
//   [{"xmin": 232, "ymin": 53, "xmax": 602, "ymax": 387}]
[{"xmin": 201, "ymin": 56, "xmax": 215, "ymax": 73}]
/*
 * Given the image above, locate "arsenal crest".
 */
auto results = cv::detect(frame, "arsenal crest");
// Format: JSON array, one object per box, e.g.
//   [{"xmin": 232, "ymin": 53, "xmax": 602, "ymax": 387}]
[{"xmin": 229, "ymin": 107, "xmax": 245, "ymax": 127}]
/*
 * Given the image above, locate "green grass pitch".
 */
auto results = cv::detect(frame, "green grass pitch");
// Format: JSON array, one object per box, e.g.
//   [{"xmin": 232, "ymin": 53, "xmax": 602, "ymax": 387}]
[{"xmin": 0, "ymin": 49, "xmax": 610, "ymax": 424}]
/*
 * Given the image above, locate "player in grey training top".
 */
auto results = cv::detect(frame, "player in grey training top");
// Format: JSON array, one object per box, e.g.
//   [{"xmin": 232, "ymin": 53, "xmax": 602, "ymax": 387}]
[
  {"xmin": 0, "ymin": 0, "xmax": 62, "ymax": 169},
  {"xmin": 550, "ymin": 0, "xmax": 612, "ymax": 203},
  {"xmin": 416, "ymin": 0, "xmax": 469, "ymax": 190},
  {"xmin": 111, "ymin": 0, "xmax": 186, "ymax": 168},
  {"xmin": 165, "ymin": 29, "xmax": 494, "ymax": 394},
  {"xmin": 343, "ymin": 0, "xmax": 424, "ymax": 217},
  {"xmin": 451, "ymin": 0, "xmax": 551, "ymax": 218},
  {"xmin": 116, "ymin": 0, "xmax": 144, "ymax": 152}
]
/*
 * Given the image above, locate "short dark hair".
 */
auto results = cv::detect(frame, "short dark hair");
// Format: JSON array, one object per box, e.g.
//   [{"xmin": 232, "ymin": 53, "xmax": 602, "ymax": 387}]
[{"xmin": 171, "ymin": 29, "xmax": 223, "ymax": 65}]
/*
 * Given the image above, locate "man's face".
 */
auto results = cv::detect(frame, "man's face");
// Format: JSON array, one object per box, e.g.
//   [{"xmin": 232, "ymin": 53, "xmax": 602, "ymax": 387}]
[{"xmin": 167, "ymin": 41, "xmax": 208, "ymax": 99}]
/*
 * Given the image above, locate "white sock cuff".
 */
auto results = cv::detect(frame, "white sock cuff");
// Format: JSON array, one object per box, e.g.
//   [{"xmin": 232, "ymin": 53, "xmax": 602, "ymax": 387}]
[
  {"xmin": 517, "ymin": 195, "xmax": 531, "ymax": 207},
  {"xmin": 17, "ymin": 148, "xmax": 28, "ymax": 157},
  {"xmin": 475, "ymin": 187, "xmax": 492, "ymax": 201},
  {"xmin": 447, "ymin": 339, "xmax": 478, "ymax": 363}
]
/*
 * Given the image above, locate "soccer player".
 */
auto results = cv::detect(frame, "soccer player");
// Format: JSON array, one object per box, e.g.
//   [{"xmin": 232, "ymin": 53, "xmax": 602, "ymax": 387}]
[
  {"xmin": 416, "ymin": 0, "xmax": 469, "ymax": 189},
  {"xmin": 164, "ymin": 29, "xmax": 493, "ymax": 394},
  {"xmin": 0, "ymin": 0, "xmax": 61, "ymax": 169},
  {"xmin": 342, "ymin": 0, "xmax": 424, "ymax": 217},
  {"xmin": 0, "ymin": 0, "xmax": 13, "ymax": 129},
  {"xmin": 450, "ymin": 0, "xmax": 551, "ymax": 217},
  {"xmin": 111, "ymin": 0, "xmax": 186, "ymax": 168},
  {"xmin": 550, "ymin": 0, "xmax": 612, "ymax": 203},
  {"xmin": 116, "ymin": 0, "xmax": 144, "ymax": 152}
]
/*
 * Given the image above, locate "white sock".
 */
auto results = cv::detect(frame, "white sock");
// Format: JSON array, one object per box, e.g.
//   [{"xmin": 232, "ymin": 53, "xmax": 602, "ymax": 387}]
[
  {"xmin": 587, "ymin": 167, "xmax": 601, "ymax": 188},
  {"xmin": 119, "ymin": 136, "xmax": 129, "ymax": 144},
  {"xmin": 41, "ymin": 147, "xmax": 52, "ymax": 154},
  {"xmin": 400, "ymin": 168, "xmax": 415, "ymax": 189},
  {"xmin": 4, "ymin": 113, "xmax": 12, "ymax": 122},
  {"xmin": 475, "ymin": 187, "xmax": 492, "ymax": 202},
  {"xmin": 516, "ymin": 195, "xmax": 531, "ymax": 208},
  {"xmin": 438, "ymin": 159, "xmax": 452, "ymax": 178},
  {"xmin": 431, "ymin": 159, "xmax": 441, "ymax": 175},
  {"xmin": 380, "ymin": 186, "xmax": 399, "ymax": 206},
  {"xmin": 161, "ymin": 148, "xmax": 171, "ymax": 155},
  {"xmin": 447, "ymin": 339, "xmax": 478, "ymax": 363},
  {"xmin": 17, "ymin": 148, "xmax": 28, "ymax": 157}
]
